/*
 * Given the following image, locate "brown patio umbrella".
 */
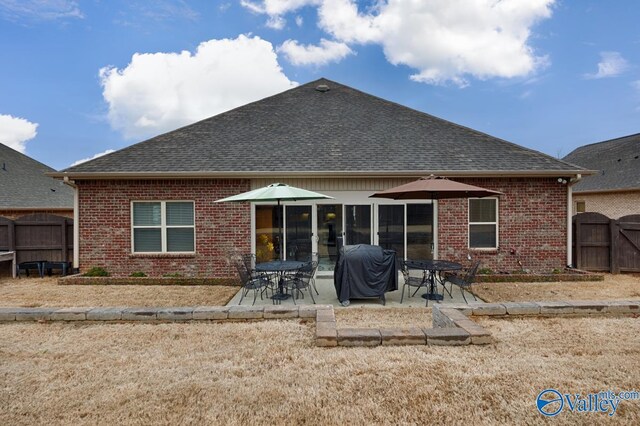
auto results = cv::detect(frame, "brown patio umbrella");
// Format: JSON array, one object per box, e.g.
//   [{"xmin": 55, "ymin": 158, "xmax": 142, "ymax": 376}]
[{"xmin": 369, "ymin": 175, "xmax": 503, "ymax": 200}]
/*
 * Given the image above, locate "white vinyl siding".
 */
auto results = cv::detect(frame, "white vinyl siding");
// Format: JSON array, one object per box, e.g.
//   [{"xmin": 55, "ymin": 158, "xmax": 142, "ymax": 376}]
[{"xmin": 132, "ymin": 201, "xmax": 195, "ymax": 253}]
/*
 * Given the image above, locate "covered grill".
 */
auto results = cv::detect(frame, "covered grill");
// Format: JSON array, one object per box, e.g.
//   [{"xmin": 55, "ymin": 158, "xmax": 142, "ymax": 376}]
[{"xmin": 334, "ymin": 244, "xmax": 398, "ymax": 305}]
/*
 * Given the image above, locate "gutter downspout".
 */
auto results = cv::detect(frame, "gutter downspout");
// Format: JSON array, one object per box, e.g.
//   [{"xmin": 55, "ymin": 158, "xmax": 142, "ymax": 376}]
[
  {"xmin": 567, "ymin": 174, "xmax": 582, "ymax": 267},
  {"xmin": 63, "ymin": 176, "xmax": 79, "ymax": 270}
]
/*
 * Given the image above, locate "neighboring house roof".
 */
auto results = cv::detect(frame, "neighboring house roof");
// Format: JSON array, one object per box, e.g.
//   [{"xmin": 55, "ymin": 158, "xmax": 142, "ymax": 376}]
[
  {"xmin": 0, "ymin": 143, "xmax": 74, "ymax": 210},
  {"xmin": 58, "ymin": 78, "xmax": 585, "ymax": 178},
  {"xmin": 563, "ymin": 133, "xmax": 640, "ymax": 193}
]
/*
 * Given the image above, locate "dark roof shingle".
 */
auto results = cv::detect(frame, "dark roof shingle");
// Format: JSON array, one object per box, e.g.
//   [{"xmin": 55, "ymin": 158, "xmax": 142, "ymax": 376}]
[
  {"xmin": 63, "ymin": 78, "xmax": 584, "ymax": 175},
  {"xmin": 563, "ymin": 133, "xmax": 640, "ymax": 192},
  {"xmin": 1, "ymin": 143, "xmax": 74, "ymax": 209}
]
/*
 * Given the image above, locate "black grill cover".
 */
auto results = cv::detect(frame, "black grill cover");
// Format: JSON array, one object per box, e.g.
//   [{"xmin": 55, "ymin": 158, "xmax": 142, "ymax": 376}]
[{"xmin": 334, "ymin": 244, "xmax": 398, "ymax": 304}]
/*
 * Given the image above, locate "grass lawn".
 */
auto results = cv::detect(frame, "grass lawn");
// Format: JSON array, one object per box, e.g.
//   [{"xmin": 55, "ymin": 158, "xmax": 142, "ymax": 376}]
[
  {"xmin": 472, "ymin": 273, "xmax": 640, "ymax": 303},
  {"xmin": 0, "ymin": 277, "xmax": 238, "ymax": 307},
  {"xmin": 1, "ymin": 316, "xmax": 639, "ymax": 424}
]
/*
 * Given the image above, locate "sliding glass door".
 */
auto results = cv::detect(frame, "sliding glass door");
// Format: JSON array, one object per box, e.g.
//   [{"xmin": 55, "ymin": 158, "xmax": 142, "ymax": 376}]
[
  {"xmin": 345, "ymin": 205, "xmax": 371, "ymax": 245},
  {"xmin": 406, "ymin": 203, "xmax": 434, "ymax": 260},
  {"xmin": 285, "ymin": 205, "xmax": 312, "ymax": 261},
  {"xmin": 316, "ymin": 204, "xmax": 342, "ymax": 270},
  {"xmin": 254, "ymin": 199, "xmax": 435, "ymax": 269},
  {"xmin": 378, "ymin": 205, "xmax": 405, "ymax": 260}
]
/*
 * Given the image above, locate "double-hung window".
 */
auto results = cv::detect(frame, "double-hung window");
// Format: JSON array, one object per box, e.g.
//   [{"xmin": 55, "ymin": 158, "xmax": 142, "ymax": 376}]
[
  {"xmin": 132, "ymin": 201, "xmax": 195, "ymax": 253},
  {"xmin": 468, "ymin": 198, "xmax": 498, "ymax": 249}
]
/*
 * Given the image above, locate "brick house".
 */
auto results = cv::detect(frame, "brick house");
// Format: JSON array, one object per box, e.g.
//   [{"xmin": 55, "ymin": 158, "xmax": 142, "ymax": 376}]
[
  {"xmin": 1, "ymin": 144, "xmax": 74, "ymax": 276},
  {"xmin": 1, "ymin": 143, "xmax": 74, "ymax": 220},
  {"xmin": 52, "ymin": 78, "xmax": 587, "ymax": 277},
  {"xmin": 563, "ymin": 133, "xmax": 640, "ymax": 219}
]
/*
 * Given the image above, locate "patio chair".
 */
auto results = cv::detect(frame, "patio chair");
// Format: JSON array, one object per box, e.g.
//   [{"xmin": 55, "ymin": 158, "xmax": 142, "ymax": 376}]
[
  {"xmin": 400, "ymin": 261, "xmax": 429, "ymax": 303},
  {"xmin": 234, "ymin": 261, "xmax": 272, "ymax": 306},
  {"xmin": 285, "ymin": 261, "xmax": 317, "ymax": 305},
  {"xmin": 444, "ymin": 260, "xmax": 480, "ymax": 303}
]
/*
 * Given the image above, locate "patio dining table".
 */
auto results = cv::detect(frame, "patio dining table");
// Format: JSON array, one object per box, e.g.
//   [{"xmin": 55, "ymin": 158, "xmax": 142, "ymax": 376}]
[
  {"xmin": 405, "ymin": 259, "xmax": 462, "ymax": 301},
  {"xmin": 255, "ymin": 260, "xmax": 308, "ymax": 301}
]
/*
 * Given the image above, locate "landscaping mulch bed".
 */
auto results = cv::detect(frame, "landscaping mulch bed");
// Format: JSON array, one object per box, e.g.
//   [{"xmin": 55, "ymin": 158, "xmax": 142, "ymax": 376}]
[
  {"xmin": 0, "ymin": 277, "xmax": 238, "ymax": 307},
  {"xmin": 472, "ymin": 273, "xmax": 640, "ymax": 303}
]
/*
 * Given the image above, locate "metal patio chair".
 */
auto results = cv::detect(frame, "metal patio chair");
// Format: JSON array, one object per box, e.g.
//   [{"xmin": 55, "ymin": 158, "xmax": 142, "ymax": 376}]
[
  {"xmin": 285, "ymin": 261, "xmax": 318, "ymax": 304},
  {"xmin": 444, "ymin": 260, "xmax": 480, "ymax": 303},
  {"xmin": 400, "ymin": 261, "xmax": 430, "ymax": 303},
  {"xmin": 234, "ymin": 260, "xmax": 272, "ymax": 305}
]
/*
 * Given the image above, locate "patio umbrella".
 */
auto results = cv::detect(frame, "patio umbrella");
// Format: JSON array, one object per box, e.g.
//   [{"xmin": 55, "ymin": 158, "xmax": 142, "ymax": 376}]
[
  {"xmin": 215, "ymin": 183, "xmax": 333, "ymax": 260},
  {"xmin": 369, "ymin": 175, "xmax": 503, "ymax": 201},
  {"xmin": 370, "ymin": 175, "xmax": 502, "ymax": 257}
]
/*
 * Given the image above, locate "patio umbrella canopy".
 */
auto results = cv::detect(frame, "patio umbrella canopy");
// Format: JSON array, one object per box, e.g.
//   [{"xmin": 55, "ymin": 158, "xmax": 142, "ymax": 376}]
[
  {"xmin": 215, "ymin": 183, "xmax": 333, "ymax": 260},
  {"xmin": 369, "ymin": 175, "xmax": 503, "ymax": 200}
]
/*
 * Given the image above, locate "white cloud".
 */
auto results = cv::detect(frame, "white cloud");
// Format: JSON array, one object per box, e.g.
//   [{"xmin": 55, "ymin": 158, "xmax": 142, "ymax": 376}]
[
  {"xmin": 0, "ymin": 0, "xmax": 83, "ymax": 21},
  {"xmin": 241, "ymin": 0, "xmax": 319, "ymax": 16},
  {"xmin": 584, "ymin": 51, "xmax": 629, "ymax": 79},
  {"xmin": 0, "ymin": 114, "xmax": 38, "ymax": 153},
  {"xmin": 69, "ymin": 149, "xmax": 116, "ymax": 167},
  {"xmin": 245, "ymin": 0, "xmax": 555, "ymax": 86},
  {"xmin": 278, "ymin": 38, "xmax": 353, "ymax": 66},
  {"xmin": 241, "ymin": 0, "xmax": 319, "ymax": 28},
  {"xmin": 295, "ymin": 15, "xmax": 303, "ymax": 26},
  {"xmin": 99, "ymin": 35, "xmax": 297, "ymax": 139}
]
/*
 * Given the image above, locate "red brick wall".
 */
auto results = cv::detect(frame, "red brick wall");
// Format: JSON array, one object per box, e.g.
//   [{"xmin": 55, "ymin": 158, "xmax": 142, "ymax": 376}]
[
  {"xmin": 77, "ymin": 177, "xmax": 568, "ymax": 277},
  {"xmin": 438, "ymin": 177, "xmax": 568, "ymax": 273},
  {"xmin": 77, "ymin": 179, "xmax": 251, "ymax": 277}
]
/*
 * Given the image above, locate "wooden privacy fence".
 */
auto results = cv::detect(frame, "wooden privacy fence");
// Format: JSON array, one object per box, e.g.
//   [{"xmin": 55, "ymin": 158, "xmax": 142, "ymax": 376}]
[
  {"xmin": 0, "ymin": 213, "xmax": 73, "ymax": 265},
  {"xmin": 572, "ymin": 212, "xmax": 640, "ymax": 273}
]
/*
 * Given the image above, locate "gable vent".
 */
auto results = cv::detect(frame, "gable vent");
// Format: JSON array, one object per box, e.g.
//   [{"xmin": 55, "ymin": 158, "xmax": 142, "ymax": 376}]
[{"xmin": 315, "ymin": 84, "xmax": 330, "ymax": 92}]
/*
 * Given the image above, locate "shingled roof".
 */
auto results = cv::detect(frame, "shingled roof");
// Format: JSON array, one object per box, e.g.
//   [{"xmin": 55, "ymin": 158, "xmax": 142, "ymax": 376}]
[
  {"xmin": 60, "ymin": 78, "xmax": 584, "ymax": 177},
  {"xmin": 563, "ymin": 133, "xmax": 640, "ymax": 193},
  {"xmin": 1, "ymin": 143, "xmax": 74, "ymax": 209}
]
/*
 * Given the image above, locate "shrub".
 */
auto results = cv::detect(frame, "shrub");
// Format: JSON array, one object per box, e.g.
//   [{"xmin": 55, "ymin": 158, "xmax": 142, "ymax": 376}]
[
  {"xmin": 551, "ymin": 268, "xmax": 563, "ymax": 274},
  {"xmin": 477, "ymin": 268, "xmax": 494, "ymax": 275},
  {"xmin": 162, "ymin": 272, "xmax": 183, "ymax": 278},
  {"xmin": 129, "ymin": 271, "xmax": 147, "ymax": 277},
  {"xmin": 83, "ymin": 267, "xmax": 109, "ymax": 277}
]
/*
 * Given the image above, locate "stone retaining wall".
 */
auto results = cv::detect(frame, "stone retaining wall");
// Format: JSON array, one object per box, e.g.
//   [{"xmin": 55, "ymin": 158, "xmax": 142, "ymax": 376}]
[{"xmin": 1, "ymin": 300, "xmax": 637, "ymax": 347}]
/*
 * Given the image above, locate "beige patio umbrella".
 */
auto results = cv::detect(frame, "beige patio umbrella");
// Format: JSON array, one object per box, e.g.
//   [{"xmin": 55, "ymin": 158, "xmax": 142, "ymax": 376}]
[
  {"xmin": 369, "ymin": 175, "xmax": 503, "ymax": 200},
  {"xmin": 215, "ymin": 183, "xmax": 333, "ymax": 260}
]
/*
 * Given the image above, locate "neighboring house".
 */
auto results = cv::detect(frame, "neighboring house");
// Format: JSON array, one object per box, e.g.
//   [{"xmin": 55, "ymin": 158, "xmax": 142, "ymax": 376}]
[
  {"xmin": 1, "ymin": 143, "xmax": 74, "ymax": 275},
  {"xmin": 563, "ymin": 133, "xmax": 640, "ymax": 219},
  {"xmin": 52, "ymin": 78, "xmax": 587, "ymax": 277},
  {"xmin": 0, "ymin": 143, "xmax": 74, "ymax": 219}
]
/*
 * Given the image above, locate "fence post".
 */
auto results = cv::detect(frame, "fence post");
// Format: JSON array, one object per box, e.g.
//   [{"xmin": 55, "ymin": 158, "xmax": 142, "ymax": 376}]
[
  {"xmin": 8, "ymin": 220, "xmax": 16, "ymax": 252},
  {"xmin": 61, "ymin": 218, "xmax": 68, "ymax": 263},
  {"xmin": 575, "ymin": 217, "xmax": 582, "ymax": 270},
  {"xmin": 610, "ymin": 219, "xmax": 619, "ymax": 274}
]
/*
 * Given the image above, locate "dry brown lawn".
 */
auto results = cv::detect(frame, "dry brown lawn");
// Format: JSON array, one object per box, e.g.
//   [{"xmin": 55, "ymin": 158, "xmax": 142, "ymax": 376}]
[
  {"xmin": 335, "ymin": 306, "xmax": 431, "ymax": 328},
  {"xmin": 0, "ymin": 276, "xmax": 238, "ymax": 307},
  {"xmin": 473, "ymin": 273, "xmax": 640, "ymax": 303},
  {"xmin": 1, "ymin": 316, "xmax": 639, "ymax": 425}
]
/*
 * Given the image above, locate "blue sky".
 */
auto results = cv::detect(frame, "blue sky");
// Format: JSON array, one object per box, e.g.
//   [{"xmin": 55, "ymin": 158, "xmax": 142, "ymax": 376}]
[{"xmin": 0, "ymin": 0, "xmax": 638, "ymax": 170}]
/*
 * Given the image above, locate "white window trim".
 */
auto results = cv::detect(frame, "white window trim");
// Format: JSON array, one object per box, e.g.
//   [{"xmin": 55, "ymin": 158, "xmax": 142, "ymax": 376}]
[
  {"xmin": 468, "ymin": 197, "xmax": 499, "ymax": 250},
  {"xmin": 131, "ymin": 201, "xmax": 196, "ymax": 254}
]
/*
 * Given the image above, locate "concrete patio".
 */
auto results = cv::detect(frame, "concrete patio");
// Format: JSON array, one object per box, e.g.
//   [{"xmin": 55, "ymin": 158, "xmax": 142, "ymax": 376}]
[{"xmin": 226, "ymin": 274, "xmax": 478, "ymax": 308}]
